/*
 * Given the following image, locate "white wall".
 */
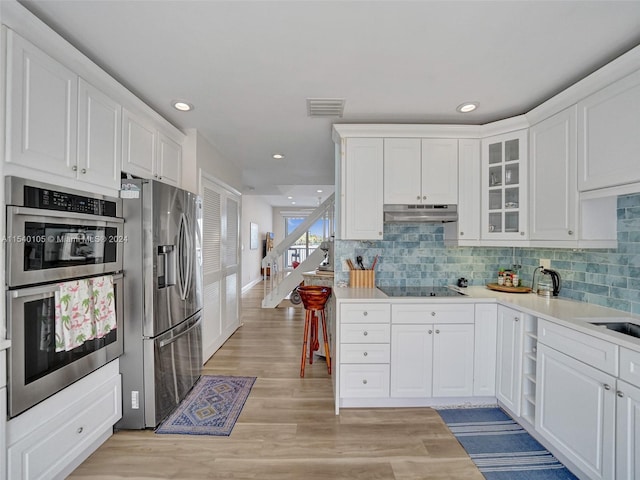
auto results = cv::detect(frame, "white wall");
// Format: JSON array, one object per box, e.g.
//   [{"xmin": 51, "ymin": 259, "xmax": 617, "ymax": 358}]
[
  {"xmin": 182, "ymin": 129, "xmax": 242, "ymax": 194},
  {"xmin": 241, "ymin": 196, "xmax": 273, "ymax": 289}
]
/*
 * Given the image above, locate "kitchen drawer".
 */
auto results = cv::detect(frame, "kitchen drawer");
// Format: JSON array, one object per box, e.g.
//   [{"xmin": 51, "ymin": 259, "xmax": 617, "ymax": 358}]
[
  {"xmin": 340, "ymin": 364, "xmax": 390, "ymax": 398},
  {"xmin": 392, "ymin": 303, "xmax": 474, "ymax": 324},
  {"xmin": 538, "ymin": 319, "xmax": 618, "ymax": 376},
  {"xmin": 7, "ymin": 373, "xmax": 121, "ymax": 480},
  {"xmin": 620, "ymin": 347, "xmax": 640, "ymax": 387},
  {"xmin": 341, "ymin": 323, "xmax": 390, "ymax": 343},
  {"xmin": 340, "ymin": 303, "xmax": 390, "ymax": 324},
  {"xmin": 341, "ymin": 343, "xmax": 390, "ymax": 363}
]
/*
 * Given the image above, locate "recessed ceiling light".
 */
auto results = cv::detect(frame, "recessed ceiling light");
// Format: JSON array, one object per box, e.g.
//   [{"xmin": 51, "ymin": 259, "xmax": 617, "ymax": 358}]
[
  {"xmin": 272, "ymin": 153, "xmax": 284, "ymax": 159},
  {"xmin": 287, "ymin": 196, "xmax": 293, "ymax": 199},
  {"xmin": 172, "ymin": 100, "xmax": 193, "ymax": 112},
  {"xmin": 317, "ymin": 189, "xmax": 323, "ymax": 193},
  {"xmin": 291, "ymin": 201, "xmax": 296, "ymax": 205},
  {"xmin": 456, "ymin": 102, "xmax": 478, "ymax": 113}
]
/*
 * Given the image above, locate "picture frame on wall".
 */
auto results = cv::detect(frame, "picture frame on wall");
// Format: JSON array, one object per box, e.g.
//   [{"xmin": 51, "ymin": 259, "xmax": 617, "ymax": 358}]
[{"xmin": 250, "ymin": 222, "xmax": 259, "ymax": 250}]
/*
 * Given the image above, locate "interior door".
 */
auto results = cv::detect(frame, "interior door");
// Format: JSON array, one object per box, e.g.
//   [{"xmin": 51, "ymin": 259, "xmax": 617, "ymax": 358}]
[{"xmin": 201, "ymin": 173, "xmax": 241, "ymax": 363}]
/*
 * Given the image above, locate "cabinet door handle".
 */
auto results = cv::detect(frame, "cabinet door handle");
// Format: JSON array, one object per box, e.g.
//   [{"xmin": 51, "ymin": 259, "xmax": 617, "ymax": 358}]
[
  {"xmin": 362, "ymin": 379, "xmax": 368, "ymax": 385},
  {"xmin": 428, "ymin": 329, "xmax": 433, "ymax": 334},
  {"xmin": 378, "ymin": 231, "xmax": 382, "ymax": 236},
  {"xmin": 363, "ymin": 311, "xmax": 368, "ymax": 316},
  {"xmin": 72, "ymin": 165, "xmax": 78, "ymax": 171},
  {"xmin": 617, "ymin": 391, "xmax": 624, "ymax": 398},
  {"xmin": 80, "ymin": 168, "xmax": 87, "ymax": 174},
  {"xmin": 435, "ymin": 329, "xmax": 440, "ymax": 334},
  {"xmin": 520, "ymin": 231, "xmax": 525, "ymax": 236},
  {"xmin": 363, "ymin": 351, "xmax": 368, "ymax": 357},
  {"xmin": 604, "ymin": 384, "xmax": 611, "ymax": 390},
  {"xmin": 363, "ymin": 331, "xmax": 368, "ymax": 336},
  {"xmin": 422, "ymin": 196, "xmax": 426, "ymax": 200},
  {"xmin": 568, "ymin": 230, "xmax": 574, "ymax": 236},
  {"xmin": 431, "ymin": 311, "xmax": 436, "ymax": 316},
  {"xmin": 460, "ymin": 231, "xmax": 464, "ymax": 236},
  {"xmin": 514, "ymin": 317, "xmax": 519, "ymax": 322},
  {"xmin": 77, "ymin": 426, "xmax": 84, "ymax": 434},
  {"xmin": 416, "ymin": 195, "xmax": 421, "ymax": 200}
]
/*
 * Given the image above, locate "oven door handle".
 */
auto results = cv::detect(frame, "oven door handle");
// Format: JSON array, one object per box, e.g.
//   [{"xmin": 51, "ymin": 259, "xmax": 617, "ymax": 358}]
[
  {"xmin": 9, "ymin": 206, "xmax": 124, "ymax": 224},
  {"xmin": 9, "ymin": 273, "xmax": 124, "ymax": 298},
  {"xmin": 158, "ymin": 317, "xmax": 201, "ymax": 348}
]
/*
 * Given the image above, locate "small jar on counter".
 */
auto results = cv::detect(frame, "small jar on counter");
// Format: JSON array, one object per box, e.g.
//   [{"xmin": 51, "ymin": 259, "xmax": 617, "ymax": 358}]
[{"xmin": 497, "ymin": 269, "xmax": 505, "ymax": 285}]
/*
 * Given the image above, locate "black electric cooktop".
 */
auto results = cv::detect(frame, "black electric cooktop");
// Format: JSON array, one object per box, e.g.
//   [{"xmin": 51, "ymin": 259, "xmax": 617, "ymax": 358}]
[{"xmin": 378, "ymin": 286, "xmax": 466, "ymax": 297}]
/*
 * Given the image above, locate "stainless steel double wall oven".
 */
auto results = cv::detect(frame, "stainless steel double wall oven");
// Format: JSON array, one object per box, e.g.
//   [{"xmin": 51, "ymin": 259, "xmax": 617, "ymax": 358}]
[{"xmin": 5, "ymin": 177, "xmax": 124, "ymax": 418}]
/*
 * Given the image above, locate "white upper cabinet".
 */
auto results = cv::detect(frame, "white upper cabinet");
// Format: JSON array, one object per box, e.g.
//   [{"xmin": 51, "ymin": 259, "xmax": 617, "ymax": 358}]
[
  {"xmin": 77, "ymin": 79, "xmax": 122, "ymax": 190},
  {"xmin": 529, "ymin": 106, "xmax": 578, "ymax": 242},
  {"xmin": 383, "ymin": 138, "xmax": 421, "ymax": 204},
  {"xmin": 6, "ymin": 29, "xmax": 78, "ymax": 178},
  {"xmin": 122, "ymin": 108, "xmax": 156, "ymax": 179},
  {"xmin": 481, "ymin": 129, "xmax": 528, "ymax": 241},
  {"xmin": 421, "ymin": 139, "xmax": 458, "ymax": 204},
  {"xmin": 340, "ymin": 138, "xmax": 384, "ymax": 240},
  {"xmin": 578, "ymin": 69, "xmax": 640, "ymax": 192},
  {"xmin": 157, "ymin": 132, "xmax": 182, "ymax": 186},
  {"xmin": 384, "ymin": 138, "xmax": 458, "ymax": 205},
  {"xmin": 122, "ymin": 109, "xmax": 182, "ymax": 186},
  {"xmin": 444, "ymin": 139, "xmax": 480, "ymax": 245}
]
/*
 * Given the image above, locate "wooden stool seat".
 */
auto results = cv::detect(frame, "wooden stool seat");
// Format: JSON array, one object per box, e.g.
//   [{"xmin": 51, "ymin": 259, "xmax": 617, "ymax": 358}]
[{"xmin": 298, "ymin": 286, "xmax": 332, "ymax": 377}]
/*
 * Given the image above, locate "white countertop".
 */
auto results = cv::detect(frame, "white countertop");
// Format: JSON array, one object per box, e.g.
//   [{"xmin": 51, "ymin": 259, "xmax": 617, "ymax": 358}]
[
  {"xmin": 0, "ymin": 340, "xmax": 10, "ymax": 352},
  {"xmin": 334, "ymin": 285, "xmax": 640, "ymax": 353}
]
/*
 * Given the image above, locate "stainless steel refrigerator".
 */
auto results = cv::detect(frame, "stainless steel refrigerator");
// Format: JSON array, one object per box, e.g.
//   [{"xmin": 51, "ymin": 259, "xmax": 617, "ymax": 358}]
[{"xmin": 117, "ymin": 178, "xmax": 203, "ymax": 429}]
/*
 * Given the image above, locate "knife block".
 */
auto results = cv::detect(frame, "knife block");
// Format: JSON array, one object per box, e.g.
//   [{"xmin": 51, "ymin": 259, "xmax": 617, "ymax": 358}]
[{"xmin": 349, "ymin": 270, "xmax": 375, "ymax": 288}]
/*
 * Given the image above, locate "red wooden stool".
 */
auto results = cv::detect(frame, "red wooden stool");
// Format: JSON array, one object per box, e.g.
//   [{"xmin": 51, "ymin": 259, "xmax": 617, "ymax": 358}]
[{"xmin": 298, "ymin": 285, "xmax": 332, "ymax": 377}]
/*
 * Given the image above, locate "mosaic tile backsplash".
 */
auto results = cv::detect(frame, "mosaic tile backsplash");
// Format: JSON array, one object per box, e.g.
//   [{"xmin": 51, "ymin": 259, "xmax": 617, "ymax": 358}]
[{"xmin": 335, "ymin": 193, "xmax": 640, "ymax": 315}]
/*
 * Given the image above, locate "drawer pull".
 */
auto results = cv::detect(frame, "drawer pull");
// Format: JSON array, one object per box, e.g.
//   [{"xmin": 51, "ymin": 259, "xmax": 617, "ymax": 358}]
[
  {"xmin": 604, "ymin": 384, "xmax": 611, "ymax": 391},
  {"xmin": 362, "ymin": 379, "xmax": 368, "ymax": 385},
  {"xmin": 363, "ymin": 331, "xmax": 368, "ymax": 336},
  {"xmin": 363, "ymin": 352, "xmax": 368, "ymax": 357},
  {"xmin": 435, "ymin": 329, "xmax": 440, "ymax": 334},
  {"xmin": 77, "ymin": 426, "xmax": 84, "ymax": 434},
  {"xmin": 431, "ymin": 311, "xmax": 436, "ymax": 316},
  {"xmin": 514, "ymin": 317, "xmax": 519, "ymax": 322},
  {"xmin": 428, "ymin": 329, "xmax": 433, "ymax": 334},
  {"xmin": 363, "ymin": 311, "xmax": 368, "ymax": 316},
  {"xmin": 617, "ymin": 391, "xmax": 624, "ymax": 398}
]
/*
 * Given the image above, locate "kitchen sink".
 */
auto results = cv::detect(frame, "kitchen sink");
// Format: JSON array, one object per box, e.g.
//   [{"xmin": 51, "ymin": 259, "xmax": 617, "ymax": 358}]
[{"xmin": 589, "ymin": 321, "xmax": 640, "ymax": 339}]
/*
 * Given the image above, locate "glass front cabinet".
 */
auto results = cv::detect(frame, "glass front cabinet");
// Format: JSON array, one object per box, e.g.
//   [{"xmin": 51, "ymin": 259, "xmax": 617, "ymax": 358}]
[{"xmin": 481, "ymin": 130, "xmax": 528, "ymax": 241}]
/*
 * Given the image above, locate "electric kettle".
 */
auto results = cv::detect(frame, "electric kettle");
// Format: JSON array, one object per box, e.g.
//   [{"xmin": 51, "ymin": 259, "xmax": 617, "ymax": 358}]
[{"xmin": 532, "ymin": 267, "xmax": 561, "ymax": 297}]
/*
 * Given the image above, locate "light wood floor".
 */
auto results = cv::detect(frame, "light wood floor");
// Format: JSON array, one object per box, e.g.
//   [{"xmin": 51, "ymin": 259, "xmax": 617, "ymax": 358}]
[{"xmin": 68, "ymin": 284, "xmax": 483, "ymax": 480}]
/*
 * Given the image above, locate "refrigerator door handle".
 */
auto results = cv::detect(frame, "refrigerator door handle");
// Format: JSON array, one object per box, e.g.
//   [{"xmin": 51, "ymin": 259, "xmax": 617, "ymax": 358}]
[
  {"xmin": 184, "ymin": 215, "xmax": 193, "ymax": 298},
  {"xmin": 158, "ymin": 317, "xmax": 201, "ymax": 348},
  {"xmin": 177, "ymin": 213, "xmax": 188, "ymax": 300}
]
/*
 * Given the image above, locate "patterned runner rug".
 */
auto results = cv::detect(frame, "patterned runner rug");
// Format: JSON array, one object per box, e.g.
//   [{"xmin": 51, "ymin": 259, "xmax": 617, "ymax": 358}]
[
  {"xmin": 437, "ymin": 407, "xmax": 578, "ymax": 480},
  {"xmin": 155, "ymin": 375, "xmax": 256, "ymax": 436}
]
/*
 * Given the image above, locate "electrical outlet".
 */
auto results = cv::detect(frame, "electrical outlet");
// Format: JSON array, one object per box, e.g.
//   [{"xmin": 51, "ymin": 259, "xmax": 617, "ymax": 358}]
[
  {"xmin": 540, "ymin": 258, "xmax": 551, "ymax": 269},
  {"xmin": 131, "ymin": 390, "xmax": 139, "ymax": 409}
]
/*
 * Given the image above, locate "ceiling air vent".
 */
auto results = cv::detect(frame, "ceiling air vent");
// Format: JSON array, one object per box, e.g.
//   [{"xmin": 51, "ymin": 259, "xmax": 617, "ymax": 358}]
[{"xmin": 306, "ymin": 98, "xmax": 345, "ymax": 118}]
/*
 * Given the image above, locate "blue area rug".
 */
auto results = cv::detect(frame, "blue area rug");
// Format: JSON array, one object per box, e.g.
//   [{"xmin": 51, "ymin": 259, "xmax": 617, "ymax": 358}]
[
  {"xmin": 437, "ymin": 407, "xmax": 578, "ymax": 480},
  {"xmin": 155, "ymin": 375, "xmax": 256, "ymax": 436}
]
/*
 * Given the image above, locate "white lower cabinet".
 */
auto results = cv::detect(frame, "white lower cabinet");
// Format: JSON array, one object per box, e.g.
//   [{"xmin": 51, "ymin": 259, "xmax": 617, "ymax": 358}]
[
  {"xmin": 616, "ymin": 379, "xmax": 640, "ymax": 480},
  {"xmin": 473, "ymin": 304, "xmax": 498, "ymax": 396},
  {"xmin": 390, "ymin": 304, "xmax": 475, "ymax": 398},
  {"xmin": 338, "ymin": 303, "xmax": 391, "ymax": 402},
  {"xmin": 536, "ymin": 343, "xmax": 615, "ymax": 480},
  {"xmin": 495, "ymin": 305, "xmax": 524, "ymax": 415},
  {"xmin": 391, "ymin": 324, "xmax": 433, "ymax": 397},
  {"xmin": 7, "ymin": 363, "xmax": 121, "ymax": 480}
]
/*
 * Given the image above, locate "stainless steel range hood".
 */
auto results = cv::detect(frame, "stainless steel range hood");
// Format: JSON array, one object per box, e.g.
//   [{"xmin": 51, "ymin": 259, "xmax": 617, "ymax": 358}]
[{"xmin": 383, "ymin": 204, "xmax": 458, "ymax": 223}]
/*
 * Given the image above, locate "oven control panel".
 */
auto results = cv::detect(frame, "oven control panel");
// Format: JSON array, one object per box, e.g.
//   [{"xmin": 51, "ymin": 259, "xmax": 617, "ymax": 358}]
[{"xmin": 24, "ymin": 186, "xmax": 118, "ymax": 217}]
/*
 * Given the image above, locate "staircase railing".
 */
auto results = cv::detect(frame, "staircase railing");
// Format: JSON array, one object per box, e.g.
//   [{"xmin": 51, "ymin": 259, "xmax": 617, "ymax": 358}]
[{"xmin": 262, "ymin": 193, "xmax": 334, "ymax": 308}]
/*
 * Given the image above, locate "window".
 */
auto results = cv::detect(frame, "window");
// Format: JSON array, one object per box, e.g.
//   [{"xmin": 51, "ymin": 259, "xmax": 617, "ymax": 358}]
[{"xmin": 284, "ymin": 217, "xmax": 329, "ymax": 268}]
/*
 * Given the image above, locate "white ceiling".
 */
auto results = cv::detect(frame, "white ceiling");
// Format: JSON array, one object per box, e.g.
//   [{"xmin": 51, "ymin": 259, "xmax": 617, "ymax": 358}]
[{"xmin": 17, "ymin": 0, "xmax": 640, "ymax": 206}]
